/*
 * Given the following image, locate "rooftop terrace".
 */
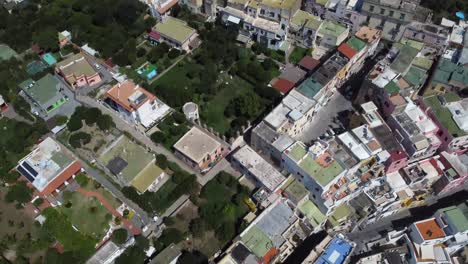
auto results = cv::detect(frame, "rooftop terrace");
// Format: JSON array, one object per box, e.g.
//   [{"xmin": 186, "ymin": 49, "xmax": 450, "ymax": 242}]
[
  {"xmin": 299, "ymin": 153, "xmax": 345, "ymax": 187},
  {"xmin": 318, "ymin": 21, "xmax": 347, "ymax": 38},
  {"xmin": 99, "ymin": 135, "xmax": 154, "ymax": 183},
  {"xmin": 424, "ymin": 94, "xmax": 466, "ymax": 137},
  {"xmin": 154, "ymin": 17, "xmax": 196, "ymax": 43}
]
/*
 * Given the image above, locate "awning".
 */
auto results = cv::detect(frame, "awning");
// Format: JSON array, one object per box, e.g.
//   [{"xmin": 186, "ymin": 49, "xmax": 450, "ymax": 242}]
[{"xmin": 227, "ymin": 15, "xmax": 241, "ymax": 24}]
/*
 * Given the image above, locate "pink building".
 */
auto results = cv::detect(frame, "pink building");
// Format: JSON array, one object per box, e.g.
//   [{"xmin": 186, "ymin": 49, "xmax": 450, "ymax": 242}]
[
  {"xmin": 432, "ymin": 151, "xmax": 468, "ymax": 195},
  {"xmin": 418, "ymin": 95, "xmax": 468, "ymax": 155},
  {"xmin": 55, "ymin": 53, "xmax": 102, "ymax": 88},
  {"xmin": 173, "ymin": 126, "xmax": 226, "ymax": 172}
]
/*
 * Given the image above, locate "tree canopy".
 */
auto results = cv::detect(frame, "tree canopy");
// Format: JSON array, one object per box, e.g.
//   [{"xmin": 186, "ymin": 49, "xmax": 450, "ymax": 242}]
[{"xmin": 0, "ymin": 0, "xmax": 147, "ymax": 58}]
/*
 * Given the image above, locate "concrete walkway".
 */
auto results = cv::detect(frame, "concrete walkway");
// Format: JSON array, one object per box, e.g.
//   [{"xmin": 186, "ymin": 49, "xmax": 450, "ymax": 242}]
[{"xmin": 77, "ymin": 188, "xmax": 141, "ymax": 235}]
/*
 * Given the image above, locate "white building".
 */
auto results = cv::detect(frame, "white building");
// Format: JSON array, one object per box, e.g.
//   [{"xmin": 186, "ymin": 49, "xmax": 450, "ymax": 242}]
[
  {"xmin": 105, "ymin": 80, "xmax": 171, "ymax": 128},
  {"xmin": 221, "ymin": 0, "xmax": 302, "ymax": 50},
  {"xmin": 263, "ymin": 89, "xmax": 317, "ymax": 137},
  {"xmin": 232, "ymin": 145, "xmax": 286, "ymax": 192}
]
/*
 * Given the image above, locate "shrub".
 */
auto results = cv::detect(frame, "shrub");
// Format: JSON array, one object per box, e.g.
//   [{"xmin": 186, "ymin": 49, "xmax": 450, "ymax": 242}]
[
  {"xmin": 112, "ymin": 229, "xmax": 128, "ymax": 245},
  {"xmin": 67, "ymin": 116, "xmax": 83, "ymax": 132},
  {"xmin": 55, "ymin": 115, "xmax": 68, "ymax": 125},
  {"xmin": 136, "ymin": 47, "xmax": 146, "ymax": 58},
  {"xmin": 33, "ymin": 198, "xmax": 44, "ymax": 207},
  {"xmin": 156, "ymin": 154, "xmax": 168, "ymax": 169},
  {"xmin": 150, "ymin": 131, "xmax": 166, "ymax": 144},
  {"xmin": 75, "ymin": 173, "xmax": 89, "ymax": 187},
  {"xmin": 97, "ymin": 115, "xmax": 115, "ymax": 131},
  {"xmin": 168, "ymin": 49, "xmax": 181, "ymax": 59},
  {"xmin": 69, "ymin": 132, "xmax": 92, "ymax": 148},
  {"xmin": 5, "ymin": 181, "xmax": 33, "ymax": 204}
]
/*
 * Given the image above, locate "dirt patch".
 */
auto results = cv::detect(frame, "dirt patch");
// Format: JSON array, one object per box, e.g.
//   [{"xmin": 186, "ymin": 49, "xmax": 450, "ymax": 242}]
[
  {"xmin": 0, "ymin": 187, "xmax": 46, "ymax": 262},
  {"xmin": 171, "ymin": 200, "xmax": 198, "ymax": 233}
]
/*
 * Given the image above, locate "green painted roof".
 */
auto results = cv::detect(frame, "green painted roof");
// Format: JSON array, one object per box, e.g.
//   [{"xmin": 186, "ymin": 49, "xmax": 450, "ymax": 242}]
[
  {"xmin": 99, "ymin": 136, "xmax": 155, "ymax": 183},
  {"xmin": 346, "ymin": 37, "xmax": 366, "ymax": 52},
  {"xmin": 450, "ymin": 69, "xmax": 468, "ymax": 85},
  {"xmin": 56, "ymin": 53, "xmax": 95, "ymax": 76},
  {"xmin": 384, "ymin": 81, "xmax": 400, "ymax": 95},
  {"xmin": 288, "ymin": 143, "xmax": 307, "ymax": 161},
  {"xmin": 318, "ymin": 21, "xmax": 347, "ymax": 38},
  {"xmin": 284, "ymin": 178, "xmax": 308, "ymax": 202},
  {"xmin": 297, "ymin": 77, "xmax": 323, "ymax": 99},
  {"xmin": 390, "ymin": 44, "xmax": 419, "ymax": 73},
  {"xmin": 241, "ymin": 225, "xmax": 274, "ymax": 258},
  {"xmin": 228, "ymin": 0, "xmax": 249, "ymax": 5},
  {"xmin": 403, "ymin": 66, "xmax": 427, "ymax": 87},
  {"xmin": 400, "ymin": 38, "xmax": 424, "ymax": 50},
  {"xmin": 412, "ymin": 57, "xmax": 433, "ymax": 70},
  {"xmin": 131, "ymin": 163, "xmax": 164, "ymax": 193},
  {"xmin": 432, "ymin": 69, "xmax": 451, "ymax": 84},
  {"xmin": 291, "ymin": 10, "xmax": 321, "ymax": 29},
  {"xmin": 315, "ymin": 0, "xmax": 328, "ymax": 6},
  {"xmin": 444, "ymin": 91, "xmax": 461, "ymax": 103},
  {"xmin": 328, "ymin": 203, "xmax": 353, "ymax": 227},
  {"xmin": 298, "ymin": 200, "xmax": 326, "ymax": 227},
  {"xmin": 438, "ymin": 59, "xmax": 458, "ymax": 73},
  {"xmin": 19, "ymin": 74, "xmax": 61, "ymax": 106},
  {"xmin": 424, "ymin": 95, "xmax": 466, "ymax": 137},
  {"xmin": 299, "ymin": 154, "xmax": 344, "ymax": 187},
  {"xmin": 261, "ymin": 0, "xmax": 300, "ymax": 9},
  {"xmin": 432, "ymin": 59, "xmax": 468, "ymax": 85},
  {"xmin": 154, "ymin": 17, "xmax": 196, "ymax": 44},
  {"xmin": 438, "ymin": 205, "xmax": 468, "ymax": 233}
]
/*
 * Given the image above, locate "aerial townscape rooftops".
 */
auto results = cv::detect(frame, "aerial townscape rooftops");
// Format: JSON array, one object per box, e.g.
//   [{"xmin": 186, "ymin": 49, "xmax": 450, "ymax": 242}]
[{"xmin": 2, "ymin": 0, "xmax": 468, "ymax": 263}]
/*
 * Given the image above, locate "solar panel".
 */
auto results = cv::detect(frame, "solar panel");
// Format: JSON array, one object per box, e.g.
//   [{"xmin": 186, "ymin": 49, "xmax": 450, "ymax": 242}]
[
  {"xmin": 18, "ymin": 166, "xmax": 35, "ymax": 182},
  {"xmin": 22, "ymin": 161, "xmax": 38, "ymax": 177}
]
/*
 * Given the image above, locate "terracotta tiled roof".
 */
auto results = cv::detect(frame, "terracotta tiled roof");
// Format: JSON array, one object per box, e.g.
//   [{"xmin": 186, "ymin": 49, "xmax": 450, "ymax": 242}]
[
  {"xmin": 273, "ymin": 78, "xmax": 295, "ymax": 94},
  {"xmin": 338, "ymin": 43, "xmax": 357, "ymax": 59},
  {"xmin": 106, "ymin": 80, "xmax": 156, "ymax": 112},
  {"xmin": 415, "ymin": 218, "xmax": 446, "ymax": 240},
  {"xmin": 156, "ymin": 0, "xmax": 178, "ymax": 14},
  {"xmin": 40, "ymin": 161, "xmax": 81, "ymax": 196},
  {"xmin": 299, "ymin": 55, "xmax": 320, "ymax": 71}
]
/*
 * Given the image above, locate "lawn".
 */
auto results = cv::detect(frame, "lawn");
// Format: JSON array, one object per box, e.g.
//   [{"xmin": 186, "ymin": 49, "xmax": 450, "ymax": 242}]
[
  {"xmin": 60, "ymin": 191, "xmax": 113, "ymax": 240},
  {"xmin": 82, "ymin": 178, "xmax": 122, "ymax": 209},
  {"xmin": 289, "ymin": 46, "xmax": 309, "ymax": 64},
  {"xmin": 199, "ymin": 75, "xmax": 254, "ymax": 134},
  {"xmin": 150, "ymin": 58, "xmax": 203, "ymax": 107}
]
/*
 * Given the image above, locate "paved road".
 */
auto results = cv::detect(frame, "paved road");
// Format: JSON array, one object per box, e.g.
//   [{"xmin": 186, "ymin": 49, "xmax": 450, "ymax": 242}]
[
  {"xmin": 295, "ymin": 92, "xmax": 353, "ymax": 144},
  {"xmin": 2, "ymin": 105, "xmax": 35, "ymax": 124},
  {"xmin": 75, "ymin": 95, "xmax": 202, "ymax": 179}
]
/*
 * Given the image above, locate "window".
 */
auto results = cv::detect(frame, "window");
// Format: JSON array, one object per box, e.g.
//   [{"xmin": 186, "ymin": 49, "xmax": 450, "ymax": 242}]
[
  {"xmin": 380, "ymin": 8, "xmax": 385, "ymax": 15},
  {"xmin": 369, "ymin": 5, "xmax": 374, "ymax": 12},
  {"xmin": 260, "ymin": 9, "xmax": 265, "ymax": 15},
  {"xmin": 389, "ymin": 10, "xmax": 394, "ymax": 17},
  {"xmin": 270, "ymin": 12, "xmax": 274, "ymax": 17},
  {"xmin": 281, "ymin": 24, "xmax": 286, "ymax": 30},
  {"xmin": 400, "ymin": 13, "xmax": 405, "ymax": 20}
]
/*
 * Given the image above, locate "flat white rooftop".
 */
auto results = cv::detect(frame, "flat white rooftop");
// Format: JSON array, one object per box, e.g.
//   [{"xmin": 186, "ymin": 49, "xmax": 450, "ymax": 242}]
[
  {"xmin": 173, "ymin": 126, "xmax": 221, "ymax": 164},
  {"xmin": 17, "ymin": 137, "xmax": 74, "ymax": 192},
  {"xmin": 233, "ymin": 145, "xmax": 285, "ymax": 192}
]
